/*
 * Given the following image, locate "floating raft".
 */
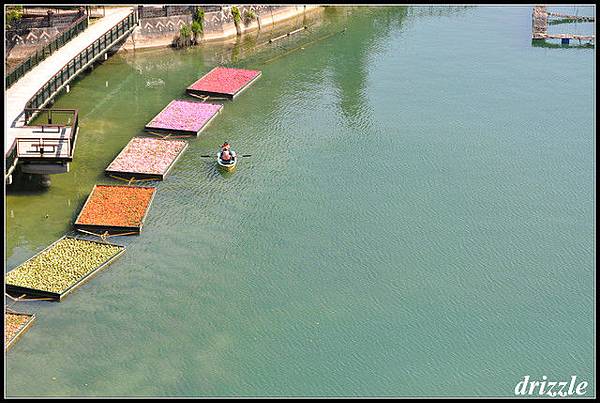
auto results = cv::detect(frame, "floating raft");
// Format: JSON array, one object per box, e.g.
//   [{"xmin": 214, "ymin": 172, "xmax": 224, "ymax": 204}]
[
  {"xmin": 186, "ymin": 66, "xmax": 262, "ymax": 100},
  {"xmin": 105, "ymin": 137, "xmax": 189, "ymax": 180},
  {"xmin": 144, "ymin": 99, "xmax": 223, "ymax": 136},
  {"xmin": 74, "ymin": 184, "xmax": 157, "ymax": 235},
  {"xmin": 5, "ymin": 236, "xmax": 125, "ymax": 301},
  {"xmin": 5, "ymin": 310, "xmax": 36, "ymax": 351}
]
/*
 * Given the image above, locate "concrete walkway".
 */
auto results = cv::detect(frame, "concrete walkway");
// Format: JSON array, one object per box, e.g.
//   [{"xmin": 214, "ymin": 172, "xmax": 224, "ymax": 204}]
[{"xmin": 5, "ymin": 6, "xmax": 134, "ymax": 156}]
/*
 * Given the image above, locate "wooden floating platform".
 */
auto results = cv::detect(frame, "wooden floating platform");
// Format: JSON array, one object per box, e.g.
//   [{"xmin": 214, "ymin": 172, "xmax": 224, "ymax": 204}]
[
  {"xmin": 144, "ymin": 99, "xmax": 223, "ymax": 137},
  {"xmin": 5, "ymin": 310, "xmax": 36, "ymax": 351},
  {"xmin": 534, "ymin": 33, "xmax": 595, "ymax": 42},
  {"xmin": 105, "ymin": 136, "xmax": 189, "ymax": 181},
  {"xmin": 74, "ymin": 184, "xmax": 157, "ymax": 235},
  {"xmin": 532, "ymin": 5, "xmax": 595, "ymax": 43},
  {"xmin": 5, "ymin": 236, "xmax": 126, "ymax": 302},
  {"xmin": 547, "ymin": 11, "xmax": 594, "ymax": 22},
  {"xmin": 186, "ymin": 66, "xmax": 262, "ymax": 100}
]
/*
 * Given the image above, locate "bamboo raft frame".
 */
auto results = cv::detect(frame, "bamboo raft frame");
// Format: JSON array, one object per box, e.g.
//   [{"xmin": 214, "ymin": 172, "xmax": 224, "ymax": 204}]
[
  {"xmin": 105, "ymin": 137, "xmax": 189, "ymax": 181},
  {"xmin": 73, "ymin": 184, "xmax": 157, "ymax": 235},
  {"xmin": 186, "ymin": 67, "xmax": 262, "ymax": 100},
  {"xmin": 5, "ymin": 236, "xmax": 126, "ymax": 302},
  {"xmin": 144, "ymin": 99, "xmax": 223, "ymax": 137},
  {"xmin": 4, "ymin": 309, "xmax": 36, "ymax": 351}
]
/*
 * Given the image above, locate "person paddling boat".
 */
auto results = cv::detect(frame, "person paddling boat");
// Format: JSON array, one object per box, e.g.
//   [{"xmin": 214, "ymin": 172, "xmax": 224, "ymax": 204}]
[{"xmin": 217, "ymin": 142, "xmax": 237, "ymax": 171}]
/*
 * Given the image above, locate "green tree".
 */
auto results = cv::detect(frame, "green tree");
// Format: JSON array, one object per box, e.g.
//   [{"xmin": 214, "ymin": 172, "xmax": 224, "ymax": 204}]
[
  {"xmin": 6, "ymin": 5, "xmax": 24, "ymax": 29},
  {"xmin": 191, "ymin": 20, "xmax": 202, "ymax": 44},
  {"xmin": 243, "ymin": 9, "xmax": 256, "ymax": 26},
  {"xmin": 194, "ymin": 8, "xmax": 205, "ymax": 26},
  {"xmin": 231, "ymin": 6, "xmax": 242, "ymax": 35},
  {"xmin": 177, "ymin": 23, "xmax": 192, "ymax": 48}
]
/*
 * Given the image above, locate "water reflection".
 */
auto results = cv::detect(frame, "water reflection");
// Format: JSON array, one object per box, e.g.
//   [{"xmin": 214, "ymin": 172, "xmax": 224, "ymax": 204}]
[
  {"xmin": 327, "ymin": 7, "xmax": 408, "ymax": 124},
  {"xmin": 531, "ymin": 39, "xmax": 594, "ymax": 49}
]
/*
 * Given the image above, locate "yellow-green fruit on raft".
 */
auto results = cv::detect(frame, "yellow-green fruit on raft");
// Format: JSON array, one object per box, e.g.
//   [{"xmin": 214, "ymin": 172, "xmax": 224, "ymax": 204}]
[{"xmin": 5, "ymin": 238, "xmax": 123, "ymax": 293}]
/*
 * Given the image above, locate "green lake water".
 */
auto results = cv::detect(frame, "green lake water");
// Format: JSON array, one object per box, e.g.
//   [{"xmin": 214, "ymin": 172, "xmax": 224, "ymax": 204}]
[{"xmin": 4, "ymin": 6, "xmax": 595, "ymax": 397}]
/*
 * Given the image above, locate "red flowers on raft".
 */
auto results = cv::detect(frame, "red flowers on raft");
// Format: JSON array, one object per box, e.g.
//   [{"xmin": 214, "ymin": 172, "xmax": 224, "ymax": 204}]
[{"xmin": 187, "ymin": 67, "xmax": 261, "ymax": 96}]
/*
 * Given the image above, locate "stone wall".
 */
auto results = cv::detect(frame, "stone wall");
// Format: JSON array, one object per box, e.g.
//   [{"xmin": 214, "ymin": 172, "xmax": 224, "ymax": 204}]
[
  {"xmin": 138, "ymin": 14, "xmax": 193, "ymax": 42},
  {"xmin": 120, "ymin": 5, "xmax": 322, "ymax": 52},
  {"xmin": 6, "ymin": 10, "xmax": 85, "ymax": 60}
]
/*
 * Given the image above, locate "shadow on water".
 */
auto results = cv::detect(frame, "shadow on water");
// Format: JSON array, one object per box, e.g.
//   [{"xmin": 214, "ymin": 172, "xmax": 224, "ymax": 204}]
[
  {"xmin": 216, "ymin": 168, "xmax": 236, "ymax": 179},
  {"xmin": 6, "ymin": 171, "xmax": 52, "ymax": 196},
  {"xmin": 548, "ymin": 18, "xmax": 594, "ymax": 25},
  {"xmin": 531, "ymin": 39, "xmax": 594, "ymax": 49}
]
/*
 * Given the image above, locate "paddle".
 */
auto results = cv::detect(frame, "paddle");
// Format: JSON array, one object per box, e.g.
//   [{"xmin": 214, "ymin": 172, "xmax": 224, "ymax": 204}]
[{"xmin": 199, "ymin": 154, "xmax": 252, "ymax": 158}]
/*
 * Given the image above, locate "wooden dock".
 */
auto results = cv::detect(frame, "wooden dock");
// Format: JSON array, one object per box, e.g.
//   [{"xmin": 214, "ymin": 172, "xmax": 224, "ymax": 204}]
[
  {"xmin": 532, "ymin": 5, "xmax": 595, "ymax": 44},
  {"xmin": 5, "ymin": 7, "xmax": 135, "ymax": 184},
  {"xmin": 547, "ymin": 11, "xmax": 595, "ymax": 22},
  {"xmin": 534, "ymin": 33, "xmax": 595, "ymax": 42},
  {"xmin": 8, "ymin": 108, "xmax": 80, "ymax": 177}
]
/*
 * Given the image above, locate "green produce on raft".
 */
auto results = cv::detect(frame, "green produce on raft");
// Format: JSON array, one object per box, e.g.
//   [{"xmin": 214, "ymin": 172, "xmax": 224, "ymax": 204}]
[{"xmin": 5, "ymin": 238, "xmax": 123, "ymax": 294}]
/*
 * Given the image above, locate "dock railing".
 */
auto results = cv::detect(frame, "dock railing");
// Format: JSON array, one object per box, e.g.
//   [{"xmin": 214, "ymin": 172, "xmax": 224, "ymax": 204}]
[
  {"xmin": 24, "ymin": 10, "xmax": 138, "ymax": 123},
  {"xmin": 6, "ymin": 141, "xmax": 18, "ymax": 177},
  {"xmin": 6, "ymin": 13, "xmax": 89, "ymax": 89},
  {"xmin": 19, "ymin": 108, "xmax": 79, "ymax": 160}
]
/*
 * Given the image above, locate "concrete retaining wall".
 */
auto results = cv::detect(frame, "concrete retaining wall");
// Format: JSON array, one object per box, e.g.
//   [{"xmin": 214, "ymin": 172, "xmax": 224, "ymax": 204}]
[
  {"xmin": 120, "ymin": 5, "xmax": 322, "ymax": 52},
  {"xmin": 6, "ymin": 11, "xmax": 85, "ymax": 59}
]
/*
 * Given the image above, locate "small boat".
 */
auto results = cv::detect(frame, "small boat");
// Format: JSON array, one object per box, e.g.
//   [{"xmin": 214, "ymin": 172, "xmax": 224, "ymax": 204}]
[{"xmin": 217, "ymin": 149, "xmax": 237, "ymax": 171}]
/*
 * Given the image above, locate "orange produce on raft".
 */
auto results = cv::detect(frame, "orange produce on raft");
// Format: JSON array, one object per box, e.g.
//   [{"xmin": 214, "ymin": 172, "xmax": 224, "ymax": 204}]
[
  {"xmin": 5, "ymin": 313, "xmax": 31, "ymax": 345},
  {"xmin": 76, "ymin": 185, "xmax": 156, "ymax": 227}
]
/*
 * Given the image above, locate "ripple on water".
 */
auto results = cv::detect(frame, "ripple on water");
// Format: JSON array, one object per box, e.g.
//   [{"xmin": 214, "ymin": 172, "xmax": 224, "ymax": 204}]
[{"xmin": 5, "ymin": 5, "xmax": 595, "ymax": 398}]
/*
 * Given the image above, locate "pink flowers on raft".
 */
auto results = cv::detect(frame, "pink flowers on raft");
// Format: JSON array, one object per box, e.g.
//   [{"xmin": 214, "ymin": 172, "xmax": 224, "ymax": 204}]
[
  {"xmin": 145, "ymin": 100, "xmax": 222, "ymax": 133},
  {"xmin": 188, "ymin": 67, "xmax": 261, "ymax": 96},
  {"xmin": 106, "ymin": 137, "xmax": 187, "ymax": 176}
]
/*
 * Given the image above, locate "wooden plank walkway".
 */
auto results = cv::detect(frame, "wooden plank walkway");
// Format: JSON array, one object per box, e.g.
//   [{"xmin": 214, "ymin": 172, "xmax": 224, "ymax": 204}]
[
  {"xmin": 535, "ymin": 33, "xmax": 595, "ymax": 41},
  {"xmin": 5, "ymin": 7, "xmax": 134, "ymax": 159},
  {"xmin": 14, "ymin": 126, "xmax": 76, "ymax": 160}
]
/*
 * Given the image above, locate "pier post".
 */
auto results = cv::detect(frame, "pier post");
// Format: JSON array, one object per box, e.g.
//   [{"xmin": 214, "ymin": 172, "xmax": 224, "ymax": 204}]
[
  {"xmin": 40, "ymin": 175, "xmax": 51, "ymax": 188},
  {"xmin": 532, "ymin": 5, "xmax": 548, "ymax": 40}
]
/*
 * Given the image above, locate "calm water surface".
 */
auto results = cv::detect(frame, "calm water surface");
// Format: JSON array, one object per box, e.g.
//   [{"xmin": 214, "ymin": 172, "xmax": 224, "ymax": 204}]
[{"xmin": 5, "ymin": 6, "xmax": 595, "ymax": 397}]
